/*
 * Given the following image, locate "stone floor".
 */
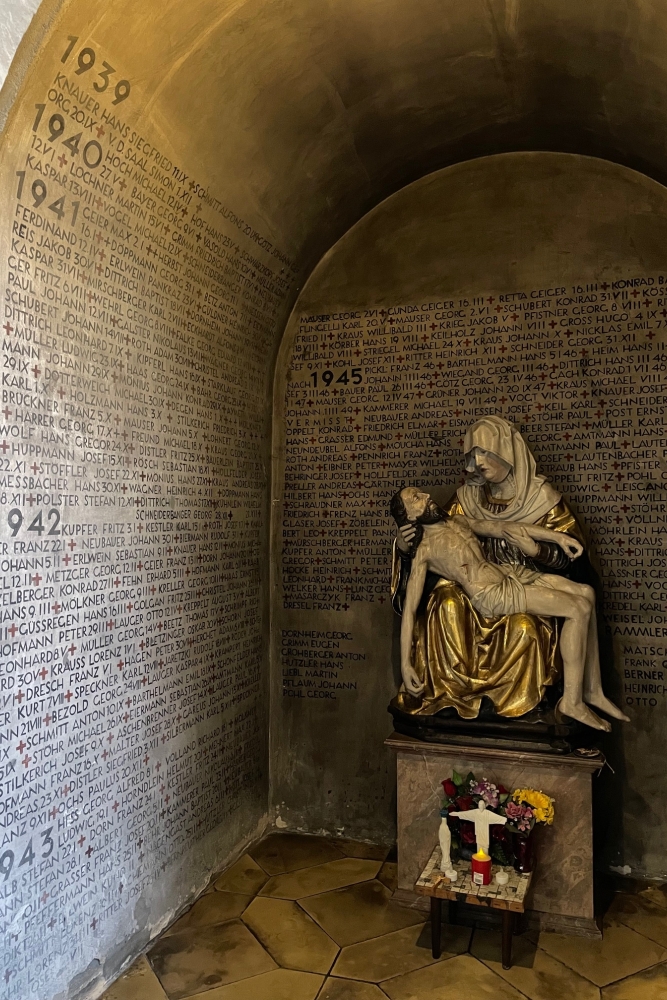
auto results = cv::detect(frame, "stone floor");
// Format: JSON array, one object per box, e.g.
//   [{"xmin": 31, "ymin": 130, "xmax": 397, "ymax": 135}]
[{"xmin": 101, "ymin": 833, "xmax": 667, "ymax": 1000}]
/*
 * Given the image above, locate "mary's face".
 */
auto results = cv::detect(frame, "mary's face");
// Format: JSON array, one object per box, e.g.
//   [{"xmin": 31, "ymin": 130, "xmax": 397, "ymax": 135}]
[{"xmin": 473, "ymin": 449, "xmax": 511, "ymax": 484}]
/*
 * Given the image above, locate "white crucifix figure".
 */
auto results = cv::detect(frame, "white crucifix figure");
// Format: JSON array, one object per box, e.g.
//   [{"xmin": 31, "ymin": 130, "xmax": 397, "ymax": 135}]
[{"xmin": 449, "ymin": 800, "xmax": 507, "ymax": 855}]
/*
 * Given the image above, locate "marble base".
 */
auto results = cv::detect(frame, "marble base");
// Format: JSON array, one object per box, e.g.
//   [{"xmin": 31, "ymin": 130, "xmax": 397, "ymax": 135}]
[{"xmin": 386, "ymin": 733, "xmax": 604, "ymax": 937}]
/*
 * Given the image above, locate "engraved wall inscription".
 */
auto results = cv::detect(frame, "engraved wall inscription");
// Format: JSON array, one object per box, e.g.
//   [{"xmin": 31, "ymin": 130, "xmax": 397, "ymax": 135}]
[{"xmin": 0, "ymin": 25, "xmax": 295, "ymax": 1000}]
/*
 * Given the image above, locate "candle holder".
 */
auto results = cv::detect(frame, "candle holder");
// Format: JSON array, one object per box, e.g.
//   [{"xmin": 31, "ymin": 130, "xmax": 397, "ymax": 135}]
[{"xmin": 471, "ymin": 849, "xmax": 492, "ymax": 885}]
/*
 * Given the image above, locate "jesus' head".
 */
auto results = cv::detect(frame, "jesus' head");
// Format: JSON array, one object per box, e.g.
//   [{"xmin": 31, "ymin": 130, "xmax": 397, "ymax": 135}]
[
  {"xmin": 390, "ymin": 487, "xmax": 446, "ymax": 556},
  {"xmin": 391, "ymin": 486, "xmax": 445, "ymax": 524}
]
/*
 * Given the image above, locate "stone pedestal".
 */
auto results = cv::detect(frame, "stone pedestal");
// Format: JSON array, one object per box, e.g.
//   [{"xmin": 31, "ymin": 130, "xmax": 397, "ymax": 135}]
[{"xmin": 386, "ymin": 732, "xmax": 604, "ymax": 937}]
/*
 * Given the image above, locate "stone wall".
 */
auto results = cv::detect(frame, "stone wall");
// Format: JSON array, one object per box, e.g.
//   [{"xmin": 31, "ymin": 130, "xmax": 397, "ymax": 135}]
[{"xmin": 0, "ymin": 3, "xmax": 301, "ymax": 997}]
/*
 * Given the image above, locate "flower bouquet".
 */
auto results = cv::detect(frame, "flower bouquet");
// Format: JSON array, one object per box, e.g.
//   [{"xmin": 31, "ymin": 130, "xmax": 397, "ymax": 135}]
[
  {"xmin": 440, "ymin": 771, "xmax": 555, "ymax": 871},
  {"xmin": 440, "ymin": 770, "xmax": 513, "ymax": 865},
  {"xmin": 503, "ymin": 788, "xmax": 555, "ymax": 873}
]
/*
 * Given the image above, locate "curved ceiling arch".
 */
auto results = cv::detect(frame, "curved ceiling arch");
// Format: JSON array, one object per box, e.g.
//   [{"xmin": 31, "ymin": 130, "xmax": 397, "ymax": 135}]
[
  {"xmin": 151, "ymin": 0, "xmax": 667, "ymax": 275},
  {"xmin": 3, "ymin": 0, "xmax": 667, "ymax": 283}
]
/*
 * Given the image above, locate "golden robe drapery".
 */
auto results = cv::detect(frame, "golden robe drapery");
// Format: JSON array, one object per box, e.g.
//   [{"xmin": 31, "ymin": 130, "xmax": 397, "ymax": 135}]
[{"xmin": 391, "ymin": 497, "xmax": 584, "ymax": 719}]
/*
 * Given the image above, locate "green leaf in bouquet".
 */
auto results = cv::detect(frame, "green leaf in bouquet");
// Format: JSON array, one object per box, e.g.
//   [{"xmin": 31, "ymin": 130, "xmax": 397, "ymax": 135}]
[
  {"xmin": 490, "ymin": 842, "xmax": 510, "ymax": 866},
  {"xmin": 452, "ymin": 770, "xmax": 464, "ymax": 786},
  {"xmin": 464, "ymin": 771, "xmax": 475, "ymax": 789},
  {"xmin": 499, "ymin": 793, "xmax": 509, "ymax": 804}
]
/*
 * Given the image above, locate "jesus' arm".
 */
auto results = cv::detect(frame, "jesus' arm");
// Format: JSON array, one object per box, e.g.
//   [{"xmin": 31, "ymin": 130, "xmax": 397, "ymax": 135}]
[
  {"xmin": 460, "ymin": 516, "xmax": 583, "ymax": 560},
  {"xmin": 400, "ymin": 547, "xmax": 428, "ymax": 696}
]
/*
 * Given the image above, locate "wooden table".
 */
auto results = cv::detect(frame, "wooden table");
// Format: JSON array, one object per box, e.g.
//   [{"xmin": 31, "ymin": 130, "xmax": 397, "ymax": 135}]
[{"xmin": 414, "ymin": 845, "xmax": 532, "ymax": 969}]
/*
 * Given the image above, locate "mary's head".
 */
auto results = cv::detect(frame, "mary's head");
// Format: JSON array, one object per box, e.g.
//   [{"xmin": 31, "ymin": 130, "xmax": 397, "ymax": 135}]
[
  {"xmin": 463, "ymin": 415, "xmax": 517, "ymax": 482},
  {"xmin": 457, "ymin": 415, "xmax": 560, "ymax": 524}
]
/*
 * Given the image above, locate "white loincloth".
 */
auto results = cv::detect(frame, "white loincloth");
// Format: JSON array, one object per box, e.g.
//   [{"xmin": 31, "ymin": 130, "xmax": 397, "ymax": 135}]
[{"xmin": 470, "ymin": 563, "xmax": 551, "ymax": 618}]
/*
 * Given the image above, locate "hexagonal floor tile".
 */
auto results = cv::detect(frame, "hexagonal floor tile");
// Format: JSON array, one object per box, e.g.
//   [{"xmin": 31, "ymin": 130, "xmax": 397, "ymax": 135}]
[
  {"xmin": 259, "ymin": 859, "xmax": 381, "ymax": 900},
  {"xmin": 164, "ymin": 892, "xmax": 252, "ymax": 936},
  {"xmin": 148, "ymin": 920, "xmax": 276, "ymax": 999},
  {"xmin": 100, "ymin": 957, "xmax": 167, "ymax": 1000},
  {"xmin": 471, "ymin": 929, "xmax": 600, "ymax": 1000},
  {"xmin": 607, "ymin": 893, "xmax": 667, "ymax": 948},
  {"xmin": 319, "ymin": 977, "xmax": 389, "ymax": 999},
  {"xmin": 377, "ymin": 862, "xmax": 398, "ymax": 893},
  {"xmin": 331, "ymin": 921, "xmax": 470, "ymax": 983},
  {"xmin": 301, "ymin": 879, "xmax": 424, "ymax": 946},
  {"xmin": 249, "ymin": 834, "xmax": 345, "ymax": 875},
  {"xmin": 213, "ymin": 855, "xmax": 268, "ymax": 896},
  {"xmin": 638, "ymin": 886, "xmax": 667, "ymax": 910},
  {"xmin": 242, "ymin": 896, "xmax": 339, "ymax": 973},
  {"xmin": 381, "ymin": 953, "xmax": 525, "ymax": 999},
  {"xmin": 187, "ymin": 969, "xmax": 324, "ymax": 999},
  {"xmin": 329, "ymin": 839, "xmax": 392, "ymax": 861},
  {"xmin": 537, "ymin": 922, "xmax": 667, "ymax": 987},
  {"xmin": 602, "ymin": 962, "xmax": 667, "ymax": 999}
]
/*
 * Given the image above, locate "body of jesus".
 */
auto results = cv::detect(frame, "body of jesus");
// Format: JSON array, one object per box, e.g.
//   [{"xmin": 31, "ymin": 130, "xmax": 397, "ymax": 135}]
[{"xmin": 391, "ymin": 486, "xmax": 629, "ymax": 732}]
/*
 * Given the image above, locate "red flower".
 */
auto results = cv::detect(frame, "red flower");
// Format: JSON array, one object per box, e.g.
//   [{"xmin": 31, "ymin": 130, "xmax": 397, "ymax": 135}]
[
  {"xmin": 442, "ymin": 779, "xmax": 457, "ymax": 798},
  {"xmin": 460, "ymin": 822, "xmax": 476, "ymax": 844},
  {"xmin": 498, "ymin": 784, "xmax": 509, "ymax": 794},
  {"xmin": 456, "ymin": 796, "xmax": 473, "ymax": 811}
]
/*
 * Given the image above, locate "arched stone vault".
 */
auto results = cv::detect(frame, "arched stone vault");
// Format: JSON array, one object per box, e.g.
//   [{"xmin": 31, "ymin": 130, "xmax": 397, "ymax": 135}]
[{"xmin": 6, "ymin": 0, "xmax": 667, "ymax": 280}]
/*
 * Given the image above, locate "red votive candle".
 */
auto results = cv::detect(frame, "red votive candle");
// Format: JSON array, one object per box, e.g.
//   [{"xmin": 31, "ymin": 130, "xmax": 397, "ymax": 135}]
[{"xmin": 471, "ymin": 849, "xmax": 492, "ymax": 886}]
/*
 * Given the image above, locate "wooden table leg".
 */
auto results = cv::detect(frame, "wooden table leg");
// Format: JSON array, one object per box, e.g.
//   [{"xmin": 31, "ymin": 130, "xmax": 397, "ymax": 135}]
[
  {"xmin": 430, "ymin": 897, "xmax": 442, "ymax": 959},
  {"xmin": 501, "ymin": 911, "xmax": 514, "ymax": 970}
]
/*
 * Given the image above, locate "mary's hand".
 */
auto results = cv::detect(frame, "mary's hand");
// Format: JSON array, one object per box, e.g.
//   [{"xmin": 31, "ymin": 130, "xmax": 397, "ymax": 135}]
[
  {"xmin": 396, "ymin": 523, "xmax": 417, "ymax": 554},
  {"xmin": 500, "ymin": 523, "xmax": 539, "ymax": 557}
]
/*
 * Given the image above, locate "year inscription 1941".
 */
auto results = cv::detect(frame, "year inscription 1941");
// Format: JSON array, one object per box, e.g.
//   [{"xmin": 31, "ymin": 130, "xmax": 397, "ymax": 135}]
[{"xmin": 0, "ymin": 28, "xmax": 296, "ymax": 998}]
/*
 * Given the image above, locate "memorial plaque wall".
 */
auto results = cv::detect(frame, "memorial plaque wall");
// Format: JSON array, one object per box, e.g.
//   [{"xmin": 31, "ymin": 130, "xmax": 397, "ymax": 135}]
[
  {"xmin": 272, "ymin": 155, "xmax": 667, "ymax": 873},
  {"xmin": 0, "ymin": 16, "xmax": 296, "ymax": 1000}
]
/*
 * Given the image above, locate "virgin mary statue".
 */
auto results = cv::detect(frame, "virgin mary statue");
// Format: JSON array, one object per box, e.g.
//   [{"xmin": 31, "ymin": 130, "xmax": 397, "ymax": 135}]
[{"xmin": 392, "ymin": 416, "xmax": 585, "ymax": 720}]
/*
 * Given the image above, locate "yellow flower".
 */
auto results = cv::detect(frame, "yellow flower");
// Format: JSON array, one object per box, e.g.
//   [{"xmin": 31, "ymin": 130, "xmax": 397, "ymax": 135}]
[{"xmin": 512, "ymin": 788, "xmax": 555, "ymax": 825}]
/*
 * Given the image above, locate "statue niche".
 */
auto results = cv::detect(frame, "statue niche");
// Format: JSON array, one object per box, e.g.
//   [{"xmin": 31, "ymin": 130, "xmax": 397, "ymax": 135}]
[{"xmin": 390, "ymin": 416, "xmax": 628, "ymax": 748}]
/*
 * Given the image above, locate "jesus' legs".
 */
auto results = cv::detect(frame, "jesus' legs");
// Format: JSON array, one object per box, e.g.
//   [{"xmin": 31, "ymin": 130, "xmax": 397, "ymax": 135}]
[
  {"xmin": 522, "ymin": 584, "xmax": 611, "ymax": 731},
  {"xmin": 581, "ymin": 606, "xmax": 630, "ymax": 721},
  {"xmin": 530, "ymin": 576, "xmax": 629, "ymax": 722}
]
